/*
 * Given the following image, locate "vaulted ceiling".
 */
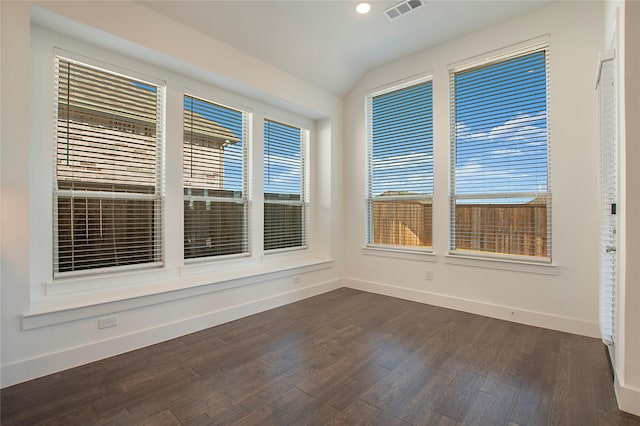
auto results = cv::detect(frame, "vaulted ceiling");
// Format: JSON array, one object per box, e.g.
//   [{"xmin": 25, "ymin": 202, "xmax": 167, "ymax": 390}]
[{"xmin": 139, "ymin": 1, "xmax": 552, "ymax": 96}]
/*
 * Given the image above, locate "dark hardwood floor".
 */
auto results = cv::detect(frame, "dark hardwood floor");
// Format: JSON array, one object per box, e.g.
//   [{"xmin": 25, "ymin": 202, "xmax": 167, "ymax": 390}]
[{"xmin": 2, "ymin": 288, "xmax": 638, "ymax": 425}]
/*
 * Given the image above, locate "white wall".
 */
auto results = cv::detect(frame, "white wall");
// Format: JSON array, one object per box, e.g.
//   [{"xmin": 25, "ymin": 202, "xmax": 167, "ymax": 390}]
[
  {"xmin": 344, "ymin": 2, "xmax": 604, "ymax": 336},
  {"xmin": 2, "ymin": 2, "xmax": 635, "ymax": 416},
  {"xmin": 0, "ymin": 0, "xmax": 343, "ymax": 387}
]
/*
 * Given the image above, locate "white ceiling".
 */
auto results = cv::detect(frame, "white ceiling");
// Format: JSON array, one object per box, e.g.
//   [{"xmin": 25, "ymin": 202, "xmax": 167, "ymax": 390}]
[{"xmin": 139, "ymin": 0, "xmax": 552, "ymax": 96}]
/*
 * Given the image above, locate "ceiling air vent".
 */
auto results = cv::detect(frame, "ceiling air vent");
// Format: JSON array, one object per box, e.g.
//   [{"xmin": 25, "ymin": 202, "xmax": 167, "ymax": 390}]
[{"xmin": 384, "ymin": 0, "xmax": 424, "ymax": 21}]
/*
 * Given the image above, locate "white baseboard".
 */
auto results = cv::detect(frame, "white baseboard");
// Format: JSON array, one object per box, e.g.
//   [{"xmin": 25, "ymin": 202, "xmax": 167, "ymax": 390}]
[
  {"xmin": 615, "ymin": 375, "xmax": 640, "ymax": 416},
  {"xmin": 1, "ymin": 279, "xmax": 342, "ymax": 388},
  {"xmin": 344, "ymin": 277, "xmax": 600, "ymax": 338}
]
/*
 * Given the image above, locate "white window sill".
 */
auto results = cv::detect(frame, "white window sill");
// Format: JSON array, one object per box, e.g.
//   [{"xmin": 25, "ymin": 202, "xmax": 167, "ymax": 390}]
[
  {"xmin": 179, "ymin": 250, "xmax": 323, "ymax": 281},
  {"xmin": 444, "ymin": 253, "xmax": 557, "ymax": 275},
  {"xmin": 24, "ymin": 257, "xmax": 333, "ymax": 330},
  {"xmin": 362, "ymin": 246, "xmax": 437, "ymax": 262},
  {"xmin": 46, "ymin": 265, "xmax": 172, "ymax": 296}
]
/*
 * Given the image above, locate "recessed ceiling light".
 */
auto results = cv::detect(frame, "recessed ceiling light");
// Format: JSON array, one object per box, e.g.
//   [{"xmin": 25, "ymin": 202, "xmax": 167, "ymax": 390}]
[{"xmin": 356, "ymin": 2, "xmax": 371, "ymax": 14}]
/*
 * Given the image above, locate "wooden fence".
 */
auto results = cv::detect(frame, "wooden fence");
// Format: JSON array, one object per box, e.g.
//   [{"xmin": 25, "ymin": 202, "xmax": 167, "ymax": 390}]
[
  {"xmin": 372, "ymin": 200, "xmax": 432, "ymax": 247},
  {"xmin": 57, "ymin": 190, "xmax": 304, "ymax": 272},
  {"xmin": 58, "ymin": 191, "xmax": 547, "ymax": 272},
  {"xmin": 454, "ymin": 203, "xmax": 547, "ymax": 257},
  {"xmin": 184, "ymin": 198, "xmax": 246, "ymax": 259},
  {"xmin": 56, "ymin": 196, "xmax": 157, "ymax": 273},
  {"xmin": 371, "ymin": 201, "xmax": 547, "ymax": 257}
]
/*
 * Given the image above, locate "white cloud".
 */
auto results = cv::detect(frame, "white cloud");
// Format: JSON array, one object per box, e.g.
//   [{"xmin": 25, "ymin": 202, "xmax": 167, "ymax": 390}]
[
  {"xmin": 455, "ymin": 112, "xmax": 548, "ymax": 194},
  {"xmin": 457, "ymin": 112, "xmax": 547, "ymax": 149},
  {"xmin": 264, "ymin": 153, "xmax": 302, "ymax": 193},
  {"xmin": 371, "ymin": 152, "xmax": 433, "ymax": 194},
  {"xmin": 372, "ymin": 152, "xmax": 432, "ymax": 170}
]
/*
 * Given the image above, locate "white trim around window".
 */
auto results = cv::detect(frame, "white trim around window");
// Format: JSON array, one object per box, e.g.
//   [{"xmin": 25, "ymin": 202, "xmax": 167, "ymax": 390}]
[
  {"xmin": 365, "ymin": 74, "xmax": 434, "ymax": 253},
  {"xmin": 263, "ymin": 117, "xmax": 310, "ymax": 253},
  {"xmin": 53, "ymin": 55, "xmax": 167, "ymax": 278},
  {"xmin": 448, "ymin": 39, "xmax": 552, "ymax": 263},
  {"xmin": 30, "ymin": 25, "xmax": 328, "ymax": 306}
]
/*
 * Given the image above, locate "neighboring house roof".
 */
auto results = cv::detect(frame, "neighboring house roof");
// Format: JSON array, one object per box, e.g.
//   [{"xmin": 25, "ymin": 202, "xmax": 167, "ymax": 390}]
[
  {"xmin": 185, "ymin": 111, "xmax": 240, "ymax": 149},
  {"xmin": 58, "ymin": 60, "xmax": 240, "ymax": 148},
  {"xmin": 374, "ymin": 190, "xmax": 432, "ymax": 203},
  {"xmin": 527, "ymin": 195, "xmax": 548, "ymax": 205}
]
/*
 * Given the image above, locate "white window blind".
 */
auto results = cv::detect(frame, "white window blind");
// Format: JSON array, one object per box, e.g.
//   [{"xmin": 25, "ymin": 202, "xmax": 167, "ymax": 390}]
[
  {"xmin": 54, "ymin": 57, "xmax": 165, "ymax": 276},
  {"xmin": 597, "ymin": 52, "xmax": 616, "ymax": 345},
  {"xmin": 450, "ymin": 45, "xmax": 551, "ymax": 260},
  {"xmin": 366, "ymin": 79, "xmax": 433, "ymax": 249},
  {"xmin": 183, "ymin": 95, "xmax": 249, "ymax": 259},
  {"xmin": 263, "ymin": 119, "xmax": 308, "ymax": 251}
]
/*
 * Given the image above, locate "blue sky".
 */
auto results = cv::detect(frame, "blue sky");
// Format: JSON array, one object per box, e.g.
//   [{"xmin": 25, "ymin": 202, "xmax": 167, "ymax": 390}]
[
  {"xmin": 371, "ymin": 81, "xmax": 433, "ymax": 197},
  {"xmin": 264, "ymin": 120, "xmax": 303, "ymax": 196},
  {"xmin": 454, "ymin": 51, "xmax": 547, "ymax": 199},
  {"xmin": 370, "ymin": 51, "xmax": 547, "ymax": 204},
  {"xmin": 184, "ymin": 98, "xmax": 304, "ymax": 196}
]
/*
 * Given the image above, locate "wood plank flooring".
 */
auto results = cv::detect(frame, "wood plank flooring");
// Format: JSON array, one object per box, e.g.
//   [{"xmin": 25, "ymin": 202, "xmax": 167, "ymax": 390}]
[{"xmin": 2, "ymin": 288, "xmax": 638, "ymax": 425}]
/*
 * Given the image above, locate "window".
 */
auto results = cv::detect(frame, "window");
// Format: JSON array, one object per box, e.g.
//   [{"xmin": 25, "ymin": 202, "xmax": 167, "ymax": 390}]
[
  {"xmin": 597, "ymin": 52, "xmax": 616, "ymax": 345},
  {"xmin": 183, "ymin": 95, "xmax": 249, "ymax": 259},
  {"xmin": 34, "ymin": 29, "xmax": 329, "ymax": 302},
  {"xmin": 450, "ymin": 45, "xmax": 550, "ymax": 260},
  {"xmin": 263, "ymin": 119, "xmax": 309, "ymax": 251},
  {"xmin": 366, "ymin": 79, "xmax": 433, "ymax": 249},
  {"xmin": 54, "ymin": 57, "xmax": 165, "ymax": 275}
]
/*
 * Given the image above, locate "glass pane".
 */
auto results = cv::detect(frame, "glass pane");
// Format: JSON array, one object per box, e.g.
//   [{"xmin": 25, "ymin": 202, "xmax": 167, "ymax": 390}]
[
  {"xmin": 371, "ymin": 81, "xmax": 433, "ymax": 197},
  {"xmin": 454, "ymin": 51, "xmax": 548, "ymax": 195},
  {"xmin": 451, "ymin": 49, "xmax": 550, "ymax": 259},
  {"xmin": 183, "ymin": 95, "xmax": 247, "ymax": 259},
  {"xmin": 454, "ymin": 197, "xmax": 548, "ymax": 258},
  {"xmin": 371, "ymin": 198, "xmax": 432, "ymax": 247},
  {"xmin": 264, "ymin": 120, "xmax": 306, "ymax": 251},
  {"xmin": 57, "ymin": 196, "xmax": 157, "ymax": 273},
  {"xmin": 369, "ymin": 80, "xmax": 433, "ymax": 248},
  {"xmin": 264, "ymin": 120, "xmax": 302, "ymax": 197},
  {"xmin": 54, "ymin": 58, "xmax": 161, "ymax": 274}
]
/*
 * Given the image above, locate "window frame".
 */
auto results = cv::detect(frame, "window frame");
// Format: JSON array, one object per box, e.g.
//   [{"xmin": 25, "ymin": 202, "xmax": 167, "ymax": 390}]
[
  {"xmin": 365, "ymin": 74, "xmax": 434, "ymax": 253},
  {"xmin": 263, "ymin": 116, "xmax": 311, "ymax": 254},
  {"xmin": 448, "ymin": 40, "xmax": 552, "ymax": 263},
  {"xmin": 30, "ymin": 27, "xmax": 328, "ymax": 304},
  {"xmin": 52, "ymin": 52, "xmax": 167, "ymax": 278},
  {"xmin": 182, "ymin": 93, "xmax": 252, "ymax": 262}
]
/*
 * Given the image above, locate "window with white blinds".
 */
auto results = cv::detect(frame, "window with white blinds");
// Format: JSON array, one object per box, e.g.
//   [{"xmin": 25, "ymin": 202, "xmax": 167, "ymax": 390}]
[
  {"xmin": 183, "ymin": 95, "xmax": 249, "ymax": 259},
  {"xmin": 366, "ymin": 79, "xmax": 433, "ymax": 249},
  {"xmin": 450, "ymin": 45, "xmax": 550, "ymax": 260},
  {"xmin": 54, "ymin": 57, "xmax": 165, "ymax": 276},
  {"xmin": 263, "ymin": 119, "xmax": 308, "ymax": 251},
  {"xmin": 597, "ymin": 53, "xmax": 616, "ymax": 345}
]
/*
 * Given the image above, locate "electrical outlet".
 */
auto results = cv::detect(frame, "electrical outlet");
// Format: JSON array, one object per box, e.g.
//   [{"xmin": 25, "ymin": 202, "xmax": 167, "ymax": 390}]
[
  {"xmin": 425, "ymin": 270, "xmax": 433, "ymax": 280},
  {"xmin": 98, "ymin": 316, "xmax": 118, "ymax": 329}
]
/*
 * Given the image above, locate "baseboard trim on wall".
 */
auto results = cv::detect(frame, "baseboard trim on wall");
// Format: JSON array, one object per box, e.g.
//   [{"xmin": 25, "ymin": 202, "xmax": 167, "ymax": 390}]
[
  {"xmin": 615, "ymin": 376, "xmax": 640, "ymax": 416},
  {"xmin": 1, "ymin": 279, "xmax": 342, "ymax": 388},
  {"xmin": 343, "ymin": 277, "xmax": 600, "ymax": 338}
]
